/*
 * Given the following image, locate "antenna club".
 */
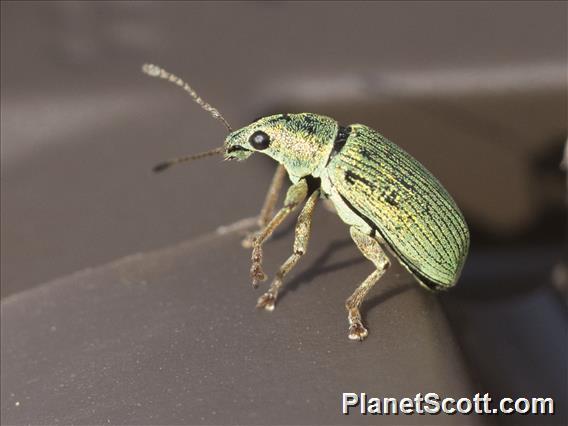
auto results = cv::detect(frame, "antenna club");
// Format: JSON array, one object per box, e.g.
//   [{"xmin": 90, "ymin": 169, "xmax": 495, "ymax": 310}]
[{"xmin": 142, "ymin": 63, "xmax": 162, "ymax": 77}]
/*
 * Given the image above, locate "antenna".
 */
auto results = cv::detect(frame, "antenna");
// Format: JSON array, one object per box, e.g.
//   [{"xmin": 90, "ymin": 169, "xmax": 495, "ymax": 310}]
[
  {"xmin": 142, "ymin": 64, "xmax": 230, "ymax": 173},
  {"xmin": 142, "ymin": 63, "xmax": 233, "ymax": 132},
  {"xmin": 152, "ymin": 147, "xmax": 225, "ymax": 173}
]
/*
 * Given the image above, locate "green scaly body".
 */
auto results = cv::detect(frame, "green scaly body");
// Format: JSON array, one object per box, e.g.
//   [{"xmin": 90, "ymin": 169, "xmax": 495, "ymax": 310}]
[
  {"xmin": 225, "ymin": 113, "xmax": 469, "ymax": 289},
  {"xmin": 321, "ymin": 124, "xmax": 469, "ymax": 289}
]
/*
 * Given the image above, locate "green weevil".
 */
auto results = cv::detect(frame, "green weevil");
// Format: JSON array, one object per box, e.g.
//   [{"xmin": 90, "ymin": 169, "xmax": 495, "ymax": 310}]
[{"xmin": 143, "ymin": 64, "xmax": 470, "ymax": 341}]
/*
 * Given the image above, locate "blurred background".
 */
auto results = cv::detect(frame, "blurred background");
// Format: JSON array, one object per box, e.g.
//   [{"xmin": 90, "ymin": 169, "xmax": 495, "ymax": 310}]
[{"xmin": 1, "ymin": 1, "xmax": 566, "ymax": 425}]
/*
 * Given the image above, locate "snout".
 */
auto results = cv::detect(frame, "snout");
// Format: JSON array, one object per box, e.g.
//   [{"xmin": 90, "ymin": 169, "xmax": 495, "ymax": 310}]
[{"xmin": 224, "ymin": 145, "xmax": 253, "ymax": 161}]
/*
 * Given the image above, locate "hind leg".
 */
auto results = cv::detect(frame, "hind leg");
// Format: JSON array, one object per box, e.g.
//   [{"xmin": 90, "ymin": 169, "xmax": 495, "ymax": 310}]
[{"xmin": 346, "ymin": 227, "xmax": 390, "ymax": 341}]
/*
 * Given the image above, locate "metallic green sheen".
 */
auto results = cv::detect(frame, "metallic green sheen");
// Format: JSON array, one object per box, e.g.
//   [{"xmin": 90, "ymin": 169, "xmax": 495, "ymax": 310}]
[
  {"xmin": 225, "ymin": 113, "xmax": 469, "ymax": 290},
  {"xmin": 325, "ymin": 124, "xmax": 469, "ymax": 289}
]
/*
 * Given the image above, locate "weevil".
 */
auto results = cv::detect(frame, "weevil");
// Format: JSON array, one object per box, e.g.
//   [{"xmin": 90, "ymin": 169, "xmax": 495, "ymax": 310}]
[{"xmin": 143, "ymin": 64, "xmax": 469, "ymax": 341}]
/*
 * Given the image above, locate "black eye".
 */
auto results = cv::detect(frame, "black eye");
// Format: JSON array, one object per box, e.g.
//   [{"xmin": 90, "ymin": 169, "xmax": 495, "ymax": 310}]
[{"xmin": 249, "ymin": 131, "xmax": 270, "ymax": 150}]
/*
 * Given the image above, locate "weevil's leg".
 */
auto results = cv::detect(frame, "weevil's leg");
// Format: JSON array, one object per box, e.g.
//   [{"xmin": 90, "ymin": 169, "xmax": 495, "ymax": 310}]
[
  {"xmin": 257, "ymin": 164, "xmax": 288, "ymax": 228},
  {"xmin": 242, "ymin": 164, "xmax": 287, "ymax": 248},
  {"xmin": 250, "ymin": 179, "xmax": 308, "ymax": 288},
  {"xmin": 257, "ymin": 189, "xmax": 319, "ymax": 311},
  {"xmin": 346, "ymin": 227, "xmax": 390, "ymax": 341}
]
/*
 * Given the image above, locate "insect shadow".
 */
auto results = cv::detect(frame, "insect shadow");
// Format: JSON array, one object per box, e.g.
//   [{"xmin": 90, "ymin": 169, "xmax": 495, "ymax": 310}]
[
  {"xmin": 280, "ymin": 238, "xmax": 362, "ymax": 298},
  {"xmin": 361, "ymin": 282, "xmax": 414, "ymax": 320},
  {"xmin": 279, "ymin": 238, "xmax": 413, "ymax": 317}
]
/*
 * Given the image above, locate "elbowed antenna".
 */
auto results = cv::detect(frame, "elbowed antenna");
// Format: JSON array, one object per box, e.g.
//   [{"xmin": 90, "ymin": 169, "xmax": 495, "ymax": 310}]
[
  {"xmin": 142, "ymin": 63, "xmax": 231, "ymax": 173},
  {"xmin": 142, "ymin": 63, "xmax": 233, "ymax": 132},
  {"xmin": 153, "ymin": 147, "xmax": 225, "ymax": 173}
]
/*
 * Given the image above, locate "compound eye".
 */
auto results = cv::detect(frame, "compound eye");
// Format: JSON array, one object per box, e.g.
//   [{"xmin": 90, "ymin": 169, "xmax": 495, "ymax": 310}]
[{"xmin": 249, "ymin": 130, "xmax": 270, "ymax": 150}]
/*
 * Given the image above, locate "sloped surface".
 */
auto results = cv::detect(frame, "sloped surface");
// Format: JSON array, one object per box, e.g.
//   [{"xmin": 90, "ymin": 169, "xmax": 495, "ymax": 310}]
[{"xmin": 1, "ymin": 211, "xmax": 482, "ymax": 425}]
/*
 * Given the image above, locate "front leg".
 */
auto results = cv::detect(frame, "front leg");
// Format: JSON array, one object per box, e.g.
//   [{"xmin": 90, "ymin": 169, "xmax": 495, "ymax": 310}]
[
  {"xmin": 257, "ymin": 188, "xmax": 319, "ymax": 310},
  {"xmin": 242, "ymin": 164, "xmax": 287, "ymax": 248},
  {"xmin": 250, "ymin": 179, "xmax": 308, "ymax": 288}
]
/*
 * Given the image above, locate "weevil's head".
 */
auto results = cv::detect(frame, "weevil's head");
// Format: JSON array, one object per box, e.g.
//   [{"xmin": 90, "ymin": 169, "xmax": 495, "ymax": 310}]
[{"xmin": 224, "ymin": 113, "xmax": 338, "ymax": 179}]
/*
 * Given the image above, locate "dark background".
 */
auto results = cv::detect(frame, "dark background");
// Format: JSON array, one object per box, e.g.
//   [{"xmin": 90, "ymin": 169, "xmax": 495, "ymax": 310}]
[{"xmin": 1, "ymin": 2, "xmax": 567, "ymax": 425}]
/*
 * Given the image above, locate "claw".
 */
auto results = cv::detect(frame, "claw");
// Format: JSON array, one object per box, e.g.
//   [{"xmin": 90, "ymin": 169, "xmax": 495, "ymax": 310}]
[
  {"xmin": 256, "ymin": 292, "xmax": 276, "ymax": 311},
  {"xmin": 348, "ymin": 322, "xmax": 368, "ymax": 341}
]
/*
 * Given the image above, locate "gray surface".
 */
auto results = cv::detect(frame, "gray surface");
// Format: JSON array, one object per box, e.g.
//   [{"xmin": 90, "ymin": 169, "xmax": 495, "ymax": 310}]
[{"xmin": 2, "ymin": 211, "xmax": 484, "ymax": 425}]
